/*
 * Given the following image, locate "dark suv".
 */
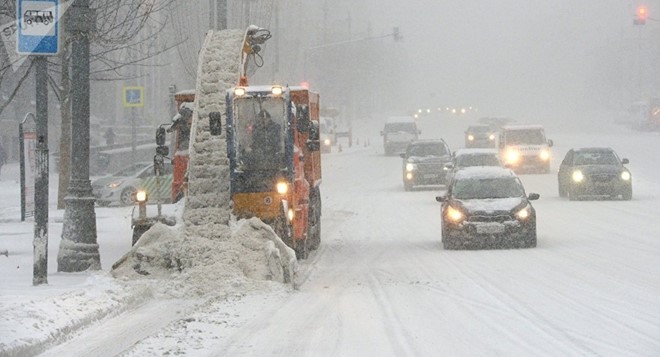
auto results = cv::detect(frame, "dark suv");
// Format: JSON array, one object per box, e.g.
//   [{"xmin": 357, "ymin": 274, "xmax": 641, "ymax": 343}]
[
  {"xmin": 465, "ymin": 125, "xmax": 497, "ymax": 148},
  {"xmin": 400, "ymin": 139, "xmax": 452, "ymax": 191},
  {"xmin": 558, "ymin": 147, "xmax": 632, "ymax": 201},
  {"xmin": 436, "ymin": 167, "xmax": 539, "ymax": 250}
]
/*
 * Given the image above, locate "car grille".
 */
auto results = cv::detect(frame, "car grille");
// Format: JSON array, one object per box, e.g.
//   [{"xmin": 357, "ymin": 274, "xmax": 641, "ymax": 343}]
[
  {"xmin": 469, "ymin": 214, "xmax": 512, "ymax": 223},
  {"xmin": 416, "ymin": 162, "xmax": 445, "ymax": 174},
  {"xmin": 590, "ymin": 174, "xmax": 617, "ymax": 183}
]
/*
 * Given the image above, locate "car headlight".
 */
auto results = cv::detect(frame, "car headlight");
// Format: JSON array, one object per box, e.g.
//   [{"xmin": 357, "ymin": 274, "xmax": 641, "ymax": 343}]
[
  {"xmin": 515, "ymin": 204, "xmax": 532, "ymax": 220},
  {"xmin": 276, "ymin": 181, "xmax": 288, "ymax": 195},
  {"xmin": 324, "ymin": 139, "xmax": 331, "ymax": 146},
  {"xmin": 505, "ymin": 149, "xmax": 520, "ymax": 164},
  {"xmin": 621, "ymin": 171, "xmax": 631, "ymax": 181},
  {"xmin": 107, "ymin": 180, "xmax": 124, "ymax": 189},
  {"xmin": 446, "ymin": 205, "xmax": 465, "ymax": 223},
  {"xmin": 572, "ymin": 170, "xmax": 584, "ymax": 183},
  {"xmin": 489, "ymin": 134, "xmax": 495, "ymax": 141},
  {"xmin": 539, "ymin": 149, "xmax": 550, "ymax": 161},
  {"xmin": 467, "ymin": 134, "xmax": 474, "ymax": 141},
  {"xmin": 405, "ymin": 163, "xmax": 417, "ymax": 172}
]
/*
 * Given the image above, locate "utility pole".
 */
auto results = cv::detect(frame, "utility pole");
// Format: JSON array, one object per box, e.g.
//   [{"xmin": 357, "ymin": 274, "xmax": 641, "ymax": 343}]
[{"xmin": 58, "ymin": 0, "xmax": 101, "ymax": 272}]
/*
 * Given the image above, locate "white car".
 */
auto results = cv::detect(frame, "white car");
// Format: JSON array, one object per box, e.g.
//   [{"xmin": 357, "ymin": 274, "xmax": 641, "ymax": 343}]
[
  {"xmin": 92, "ymin": 161, "xmax": 173, "ymax": 206},
  {"xmin": 444, "ymin": 148, "xmax": 503, "ymax": 185}
]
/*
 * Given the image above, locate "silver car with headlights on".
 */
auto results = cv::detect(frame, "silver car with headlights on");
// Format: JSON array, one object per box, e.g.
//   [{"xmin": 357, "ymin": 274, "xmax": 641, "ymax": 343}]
[{"xmin": 436, "ymin": 167, "xmax": 539, "ymax": 250}]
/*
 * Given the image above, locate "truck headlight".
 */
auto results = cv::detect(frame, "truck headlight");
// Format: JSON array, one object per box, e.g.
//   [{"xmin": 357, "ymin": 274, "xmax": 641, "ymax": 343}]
[
  {"xmin": 405, "ymin": 163, "xmax": 417, "ymax": 172},
  {"xmin": 505, "ymin": 149, "xmax": 520, "ymax": 164},
  {"xmin": 489, "ymin": 134, "xmax": 495, "ymax": 141},
  {"xmin": 446, "ymin": 206, "xmax": 465, "ymax": 223},
  {"xmin": 324, "ymin": 139, "xmax": 331, "ymax": 146},
  {"xmin": 233, "ymin": 87, "xmax": 246, "ymax": 96},
  {"xmin": 621, "ymin": 171, "xmax": 631, "ymax": 181},
  {"xmin": 467, "ymin": 134, "xmax": 474, "ymax": 141},
  {"xmin": 539, "ymin": 149, "xmax": 550, "ymax": 161},
  {"xmin": 271, "ymin": 86, "xmax": 283, "ymax": 96},
  {"xmin": 572, "ymin": 170, "xmax": 584, "ymax": 183},
  {"xmin": 276, "ymin": 181, "xmax": 288, "ymax": 195},
  {"xmin": 515, "ymin": 204, "xmax": 531, "ymax": 220}
]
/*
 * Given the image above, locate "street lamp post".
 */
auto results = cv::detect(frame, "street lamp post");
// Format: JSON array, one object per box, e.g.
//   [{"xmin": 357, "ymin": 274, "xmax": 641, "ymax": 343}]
[{"xmin": 58, "ymin": 0, "xmax": 101, "ymax": 272}]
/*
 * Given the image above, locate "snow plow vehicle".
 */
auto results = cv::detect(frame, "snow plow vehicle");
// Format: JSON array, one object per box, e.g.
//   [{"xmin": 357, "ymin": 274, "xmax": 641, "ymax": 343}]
[{"xmin": 219, "ymin": 85, "xmax": 323, "ymax": 259}]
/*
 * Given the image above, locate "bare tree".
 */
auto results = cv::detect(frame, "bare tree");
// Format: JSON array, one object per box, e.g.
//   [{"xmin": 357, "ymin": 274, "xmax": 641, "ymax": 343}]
[{"xmin": 0, "ymin": 0, "xmax": 180, "ymax": 208}]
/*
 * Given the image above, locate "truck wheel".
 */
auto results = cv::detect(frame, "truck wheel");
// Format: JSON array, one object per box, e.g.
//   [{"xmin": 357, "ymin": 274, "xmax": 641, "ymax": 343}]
[
  {"xmin": 295, "ymin": 239, "xmax": 309, "ymax": 260},
  {"xmin": 309, "ymin": 220, "xmax": 321, "ymax": 250}
]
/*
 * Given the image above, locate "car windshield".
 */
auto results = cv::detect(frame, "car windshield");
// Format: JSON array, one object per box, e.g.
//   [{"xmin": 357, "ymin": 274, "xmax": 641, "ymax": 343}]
[
  {"xmin": 455, "ymin": 154, "xmax": 501, "ymax": 167},
  {"xmin": 467, "ymin": 126, "xmax": 490, "ymax": 133},
  {"xmin": 112, "ymin": 163, "xmax": 151, "ymax": 177},
  {"xmin": 452, "ymin": 177, "xmax": 524, "ymax": 199},
  {"xmin": 573, "ymin": 151, "xmax": 619, "ymax": 165},
  {"xmin": 505, "ymin": 129, "xmax": 546, "ymax": 145},
  {"xmin": 408, "ymin": 143, "xmax": 447, "ymax": 156}
]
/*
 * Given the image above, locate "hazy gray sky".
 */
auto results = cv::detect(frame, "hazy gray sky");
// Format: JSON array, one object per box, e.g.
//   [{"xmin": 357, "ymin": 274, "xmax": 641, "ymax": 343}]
[{"xmin": 360, "ymin": 0, "xmax": 659, "ymax": 120}]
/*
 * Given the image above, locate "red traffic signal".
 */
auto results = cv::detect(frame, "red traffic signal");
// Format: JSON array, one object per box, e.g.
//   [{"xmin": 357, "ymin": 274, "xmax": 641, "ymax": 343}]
[{"xmin": 635, "ymin": 5, "xmax": 648, "ymax": 25}]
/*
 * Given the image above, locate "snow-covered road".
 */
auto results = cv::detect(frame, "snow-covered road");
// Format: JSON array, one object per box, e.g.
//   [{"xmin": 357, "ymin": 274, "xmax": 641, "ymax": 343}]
[{"xmin": 2, "ymin": 116, "xmax": 660, "ymax": 356}]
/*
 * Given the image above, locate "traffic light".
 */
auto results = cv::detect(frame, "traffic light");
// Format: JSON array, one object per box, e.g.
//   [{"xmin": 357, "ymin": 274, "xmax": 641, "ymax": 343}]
[{"xmin": 635, "ymin": 5, "xmax": 648, "ymax": 25}]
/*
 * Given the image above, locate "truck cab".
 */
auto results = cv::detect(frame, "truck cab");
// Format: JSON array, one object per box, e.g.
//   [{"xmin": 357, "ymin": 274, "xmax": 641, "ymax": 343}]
[
  {"xmin": 381, "ymin": 116, "xmax": 420, "ymax": 156},
  {"xmin": 498, "ymin": 125, "xmax": 553, "ymax": 173}
]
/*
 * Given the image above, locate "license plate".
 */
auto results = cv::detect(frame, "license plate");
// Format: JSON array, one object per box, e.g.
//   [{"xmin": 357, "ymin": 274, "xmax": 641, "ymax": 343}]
[
  {"xmin": 424, "ymin": 174, "xmax": 439, "ymax": 179},
  {"xmin": 476, "ymin": 223, "xmax": 505, "ymax": 234}
]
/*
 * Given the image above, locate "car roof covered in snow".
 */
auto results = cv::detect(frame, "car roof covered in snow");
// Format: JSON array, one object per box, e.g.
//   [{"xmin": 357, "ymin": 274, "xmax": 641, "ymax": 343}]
[
  {"xmin": 572, "ymin": 147, "xmax": 615, "ymax": 153},
  {"xmin": 453, "ymin": 166, "xmax": 517, "ymax": 181},
  {"xmin": 501, "ymin": 124, "xmax": 545, "ymax": 131},
  {"xmin": 453, "ymin": 148, "xmax": 499, "ymax": 157}
]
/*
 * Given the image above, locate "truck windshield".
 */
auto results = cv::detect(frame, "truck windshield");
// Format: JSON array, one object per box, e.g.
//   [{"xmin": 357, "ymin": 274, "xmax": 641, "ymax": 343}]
[
  {"xmin": 385, "ymin": 122, "xmax": 417, "ymax": 133},
  {"xmin": 234, "ymin": 97, "xmax": 287, "ymax": 170},
  {"xmin": 505, "ymin": 130, "xmax": 546, "ymax": 145}
]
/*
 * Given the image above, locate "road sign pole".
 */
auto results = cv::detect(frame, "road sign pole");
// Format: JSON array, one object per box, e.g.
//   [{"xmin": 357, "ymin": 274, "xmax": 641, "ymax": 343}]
[{"xmin": 33, "ymin": 56, "xmax": 49, "ymax": 286}]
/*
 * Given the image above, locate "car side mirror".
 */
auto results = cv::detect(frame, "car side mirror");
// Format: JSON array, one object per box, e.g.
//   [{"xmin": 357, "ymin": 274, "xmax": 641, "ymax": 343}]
[
  {"xmin": 399, "ymin": 153, "xmax": 407, "ymax": 159},
  {"xmin": 156, "ymin": 145, "xmax": 169, "ymax": 156},
  {"xmin": 621, "ymin": 158, "xmax": 629, "ymax": 164},
  {"xmin": 528, "ymin": 193, "xmax": 540, "ymax": 200},
  {"xmin": 547, "ymin": 139, "xmax": 554, "ymax": 147},
  {"xmin": 209, "ymin": 112, "xmax": 222, "ymax": 136},
  {"xmin": 435, "ymin": 195, "xmax": 445, "ymax": 202}
]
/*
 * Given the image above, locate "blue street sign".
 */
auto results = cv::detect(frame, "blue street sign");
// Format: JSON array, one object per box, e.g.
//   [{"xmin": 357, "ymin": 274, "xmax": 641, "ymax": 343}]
[
  {"xmin": 123, "ymin": 86, "xmax": 144, "ymax": 108},
  {"xmin": 17, "ymin": 0, "xmax": 59, "ymax": 56}
]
